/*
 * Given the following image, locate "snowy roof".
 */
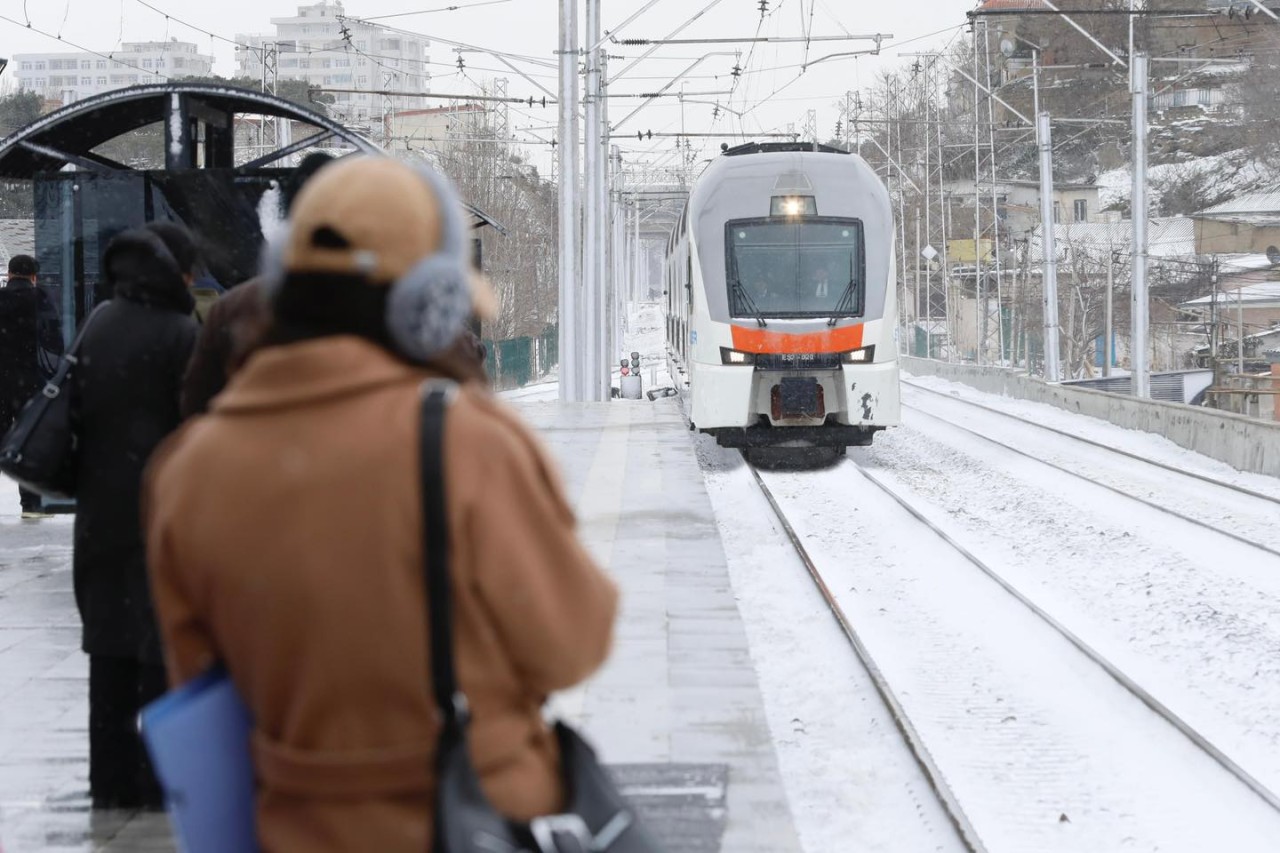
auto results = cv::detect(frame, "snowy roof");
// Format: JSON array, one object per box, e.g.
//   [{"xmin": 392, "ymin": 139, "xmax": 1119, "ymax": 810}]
[
  {"xmin": 974, "ymin": 0, "xmax": 1049, "ymax": 8},
  {"xmin": 1181, "ymin": 281, "xmax": 1280, "ymax": 308},
  {"xmin": 1029, "ymin": 216, "xmax": 1196, "ymax": 262},
  {"xmin": 1194, "ymin": 189, "xmax": 1280, "ymax": 219},
  {"xmin": 1217, "ymin": 253, "xmax": 1279, "ymax": 273}
]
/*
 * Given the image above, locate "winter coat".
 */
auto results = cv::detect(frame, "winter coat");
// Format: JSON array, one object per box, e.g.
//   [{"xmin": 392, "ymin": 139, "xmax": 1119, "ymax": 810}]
[
  {"xmin": 0, "ymin": 277, "xmax": 62, "ymax": 428},
  {"xmin": 180, "ymin": 278, "xmax": 270, "ymax": 418},
  {"xmin": 144, "ymin": 335, "xmax": 617, "ymax": 852},
  {"xmin": 72, "ymin": 232, "xmax": 199, "ymax": 663}
]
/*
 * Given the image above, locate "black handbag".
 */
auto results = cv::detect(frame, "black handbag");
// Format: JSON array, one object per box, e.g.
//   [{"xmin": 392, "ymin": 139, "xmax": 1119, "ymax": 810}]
[
  {"xmin": 0, "ymin": 303, "xmax": 108, "ymax": 499},
  {"xmin": 419, "ymin": 382, "xmax": 663, "ymax": 853}
]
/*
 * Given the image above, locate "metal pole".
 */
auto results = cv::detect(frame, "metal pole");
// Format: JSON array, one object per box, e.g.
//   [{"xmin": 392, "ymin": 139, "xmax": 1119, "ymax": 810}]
[
  {"xmin": 596, "ymin": 50, "xmax": 612, "ymax": 400},
  {"xmin": 916, "ymin": 215, "xmax": 923, "ymax": 356},
  {"xmin": 895, "ymin": 91, "xmax": 910, "ymax": 354},
  {"xmin": 923, "ymin": 66, "xmax": 933, "ymax": 358},
  {"xmin": 1032, "ymin": 49, "xmax": 1040, "ymax": 120},
  {"xmin": 935, "ymin": 67, "xmax": 954, "ymax": 362},
  {"xmin": 1238, "ymin": 289, "xmax": 1245, "ymax": 375},
  {"xmin": 1104, "ymin": 247, "xmax": 1114, "ymax": 377},
  {"xmin": 583, "ymin": 0, "xmax": 602, "ymax": 400},
  {"xmin": 984, "ymin": 21, "xmax": 1005, "ymax": 364},
  {"xmin": 557, "ymin": 0, "xmax": 580, "ymax": 401},
  {"xmin": 973, "ymin": 32, "xmax": 984, "ymax": 364},
  {"xmin": 611, "ymin": 144, "xmax": 623, "ymax": 378},
  {"xmin": 1131, "ymin": 52, "xmax": 1150, "ymax": 398},
  {"xmin": 633, "ymin": 196, "xmax": 641, "ymax": 311},
  {"xmin": 1037, "ymin": 111, "xmax": 1061, "ymax": 381}
]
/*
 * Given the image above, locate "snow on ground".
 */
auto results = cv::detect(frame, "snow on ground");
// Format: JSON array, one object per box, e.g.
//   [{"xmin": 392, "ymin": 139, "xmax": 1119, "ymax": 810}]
[
  {"xmin": 880, "ymin": 376, "xmax": 1280, "ymax": 800},
  {"xmin": 752, "ymin": 456, "xmax": 1280, "ymax": 851},
  {"xmin": 902, "ymin": 385, "xmax": 1280, "ymax": 552},
  {"xmin": 695, "ymin": 439, "xmax": 967, "ymax": 853},
  {"xmin": 1096, "ymin": 148, "xmax": 1271, "ymax": 213},
  {"xmin": 904, "ymin": 373, "xmax": 1280, "ymax": 499}
]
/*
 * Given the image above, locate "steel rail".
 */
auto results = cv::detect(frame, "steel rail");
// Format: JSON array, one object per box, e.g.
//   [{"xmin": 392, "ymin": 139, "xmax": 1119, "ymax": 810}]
[
  {"xmin": 900, "ymin": 392, "xmax": 1280, "ymax": 559},
  {"xmin": 745, "ymin": 460, "xmax": 987, "ymax": 853},
  {"xmin": 902, "ymin": 380, "xmax": 1280, "ymax": 507},
  {"xmin": 847, "ymin": 457, "xmax": 1280, "ymax": 815},
  {"xmin": 902, "ymin": 401, "xmax": 1280, "ymax": 560}
]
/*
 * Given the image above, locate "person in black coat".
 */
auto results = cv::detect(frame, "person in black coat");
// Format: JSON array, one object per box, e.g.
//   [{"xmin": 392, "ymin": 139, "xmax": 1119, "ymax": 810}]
[
  {"xmin": 0, "ymin": 254, "xmax": 63, "ymax": 515},
  {"xmin": 72, "ymin": 224, "xmax": 199, "ymax": 809}
]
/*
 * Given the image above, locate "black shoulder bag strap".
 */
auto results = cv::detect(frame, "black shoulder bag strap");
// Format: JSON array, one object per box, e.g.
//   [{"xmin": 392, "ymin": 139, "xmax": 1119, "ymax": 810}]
[
  {"xmin": 419, "ymin": 380, "xmax": 467, "ymax": 728},
  {"xmin": 46, "ymin": 301, "xmax": 110, "ymax": 393}
]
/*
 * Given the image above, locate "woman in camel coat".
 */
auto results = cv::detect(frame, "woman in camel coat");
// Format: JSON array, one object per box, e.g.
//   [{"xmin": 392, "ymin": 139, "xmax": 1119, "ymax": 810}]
[{"xmin": 144, "ymin": 156, "xmax": 617, "ymax": 851}]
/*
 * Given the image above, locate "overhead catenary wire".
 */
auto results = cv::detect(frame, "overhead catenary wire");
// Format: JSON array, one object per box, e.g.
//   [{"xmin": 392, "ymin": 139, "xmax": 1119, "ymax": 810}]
[{"xmin": 0, "ymin": 11, "xmax": 167, "ymax": 81}]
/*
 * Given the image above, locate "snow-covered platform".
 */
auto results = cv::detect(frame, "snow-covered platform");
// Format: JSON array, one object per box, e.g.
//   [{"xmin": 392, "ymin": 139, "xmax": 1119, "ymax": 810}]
[
  {"xmin": 0, "ymin": 502, "xmax": 173, "ymax": 851},
  {"xmin": 515, "ymin": 397, "xmax": 802, "ymax": 852},
  {"xmin": 0, "ymin": 393, "xmax": 800, "ymax": 852}
]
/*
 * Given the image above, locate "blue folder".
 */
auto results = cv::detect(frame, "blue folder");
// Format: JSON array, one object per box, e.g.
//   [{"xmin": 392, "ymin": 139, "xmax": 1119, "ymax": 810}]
[{"xmin": 140, "ymin": 666, "xmax": 258, "ymax": 853}]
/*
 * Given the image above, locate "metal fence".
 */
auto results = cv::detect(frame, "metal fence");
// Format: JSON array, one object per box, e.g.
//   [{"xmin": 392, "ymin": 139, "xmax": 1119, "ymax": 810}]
[{"xmin": 481, "ymin": 325, "xmax": 559, "ymax": 391}]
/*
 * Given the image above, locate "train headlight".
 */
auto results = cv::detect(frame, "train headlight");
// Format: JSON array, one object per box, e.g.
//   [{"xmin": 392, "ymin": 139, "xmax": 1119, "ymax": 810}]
[
  {"xmin": 719, "ymin": 347, "xmax": 756, "ymax": 365},
  {"xmin": 770, "ymin": 195, "xmax": 817, "ymax": 217},
  {"xmin": 841, "ymin": 345, "xmax": 876, "ymax": 364}
]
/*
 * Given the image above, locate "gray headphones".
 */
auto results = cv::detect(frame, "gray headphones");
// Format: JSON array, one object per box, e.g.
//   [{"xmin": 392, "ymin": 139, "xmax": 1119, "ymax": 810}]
[{"xmin": 259, "ymin": 160, "xmax": 474, "ymax": 362}]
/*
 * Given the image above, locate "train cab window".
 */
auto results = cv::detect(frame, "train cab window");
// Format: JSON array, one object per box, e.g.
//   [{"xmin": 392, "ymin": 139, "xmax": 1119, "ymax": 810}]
[{"xmin": 726, "ymin": 217, "xmax": 864, "ymax": 319}]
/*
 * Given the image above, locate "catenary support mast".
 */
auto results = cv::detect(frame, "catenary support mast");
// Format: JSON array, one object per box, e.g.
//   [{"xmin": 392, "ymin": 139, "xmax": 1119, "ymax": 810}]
[
  {"xmin": 557, "ymin": 0, "xmax": 581, "ymax": 401},
  {"xmin": 1131, "ymin": 51, "xmax": 1150, "ymax": 398}
]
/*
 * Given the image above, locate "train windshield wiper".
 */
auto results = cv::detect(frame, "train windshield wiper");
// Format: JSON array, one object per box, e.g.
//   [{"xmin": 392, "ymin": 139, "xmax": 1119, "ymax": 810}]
[
  {"xmin": 827, "ymin": 278, "xmax": 858, "ymax": 326},
  {"xmin": 732, "ymin": 279, "xmax": 768, "ymax": 328}
]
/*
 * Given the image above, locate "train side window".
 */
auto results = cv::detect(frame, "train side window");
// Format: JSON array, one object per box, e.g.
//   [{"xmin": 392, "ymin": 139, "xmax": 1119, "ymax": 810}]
[{"xmin": 685, "ymin": 251, "xmax": 693, "ymax": 308}]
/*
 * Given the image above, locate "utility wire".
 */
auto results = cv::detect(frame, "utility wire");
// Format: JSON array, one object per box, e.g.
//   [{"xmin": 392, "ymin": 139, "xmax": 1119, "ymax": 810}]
[
  {"xmin": 0, "ymin": 12, "xmax": 167, "ymax": 81},
  {"xmin": 357, "ymin": 0, "xmax": 516, "ymax": 21}
]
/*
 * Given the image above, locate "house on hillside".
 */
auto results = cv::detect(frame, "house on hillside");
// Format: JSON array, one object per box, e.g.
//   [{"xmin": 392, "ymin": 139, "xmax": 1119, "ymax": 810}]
[
  {"xmin": 1005, "ymin": 179, "xmax": 1099, "ymax": 235},
  {"xmin": 1190, "ymin": 190, "xmax": 1280, "ymax": 255},
  {"xmin": 1024, "ymin": 217, "xmax": 1202, "ymax": 373},
  {"xmin": 941, "ymin": 177, "xmax": 1100, "ymax": 239},
  {"xmin": 1180, "ymin": 251, "xmax": 1280, "ymax": 370}
]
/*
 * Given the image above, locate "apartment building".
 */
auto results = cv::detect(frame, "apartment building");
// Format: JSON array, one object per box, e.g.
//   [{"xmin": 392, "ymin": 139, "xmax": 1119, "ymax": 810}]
[
  {"xmin": 13, "ymin": 39, "xmax": 214, "ymax": 105},
  {"xmin": 236, "ymin": 1, "xmax": 430, "ymax": 124}
]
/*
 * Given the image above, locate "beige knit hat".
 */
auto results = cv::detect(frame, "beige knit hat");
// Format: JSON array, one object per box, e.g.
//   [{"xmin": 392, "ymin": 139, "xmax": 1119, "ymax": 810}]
[{"xmin": 263, "ymin": 156, "xmax": 497, "ymax": 358}]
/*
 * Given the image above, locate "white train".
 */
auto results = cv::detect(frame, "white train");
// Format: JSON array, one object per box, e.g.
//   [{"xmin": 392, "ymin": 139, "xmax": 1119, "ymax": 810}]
[{"xmin": 665, "ymin": 141, "xmax": 901, "ymax": 458}]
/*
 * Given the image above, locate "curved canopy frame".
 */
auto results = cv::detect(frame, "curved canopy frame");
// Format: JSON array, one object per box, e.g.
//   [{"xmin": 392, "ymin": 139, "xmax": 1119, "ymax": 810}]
[{"xmin": 0, "ymin": 82, "xmax": 504, "ymax": 232}]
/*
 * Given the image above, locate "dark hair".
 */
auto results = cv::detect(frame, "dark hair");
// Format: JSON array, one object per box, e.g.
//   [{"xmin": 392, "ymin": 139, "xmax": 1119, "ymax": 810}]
[
  {"xmin": 7, "ymin": 254, "xmax": 37, "ymax": 277},
  {"xmin": 144, "ymin": 221, "xmax": 201, "ymax": 276},
  {"xmin": 282, "ymin": 152, "xmax": 336, "ymax": 214}
]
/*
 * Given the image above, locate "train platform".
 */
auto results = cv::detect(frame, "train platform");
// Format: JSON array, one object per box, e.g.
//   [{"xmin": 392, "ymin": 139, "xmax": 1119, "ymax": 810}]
[{"xmin": 0, "ymin": 394, "xmax": 802, "ymax": 852}]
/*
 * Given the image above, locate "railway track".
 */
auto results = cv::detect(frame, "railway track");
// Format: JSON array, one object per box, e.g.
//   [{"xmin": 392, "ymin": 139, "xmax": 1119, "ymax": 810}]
[
  {"xmin": 745, "ymin": 459, "xmax": 988, "ymax": 853},
  {"xmin": 837, "ymin": 453, "xmax": 1280, "ymax": 817},
  {"xmin": 901, "ymin": 382, "xmax": 1280, "ymax": 560},
  {"xmin": 746, "ymin": 441, "xmax": 1280, "ymax": 848},
  {"xmin": 902, "ymin": 379, "xmax": 1280, "ymax": 505}
]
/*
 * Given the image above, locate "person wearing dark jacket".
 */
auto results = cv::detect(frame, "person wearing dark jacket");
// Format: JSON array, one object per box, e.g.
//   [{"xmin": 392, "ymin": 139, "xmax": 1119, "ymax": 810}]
[
  {"xmin": 0, "ymin": 254, "xmax": 63, "ymax": 515},
  {"xmin": 180, "ymin": 152, "xmax": 335, "ymax": 417},
  {"xmin": 72, "ymin": 224, "xmax": 199, "ymax": 809}
]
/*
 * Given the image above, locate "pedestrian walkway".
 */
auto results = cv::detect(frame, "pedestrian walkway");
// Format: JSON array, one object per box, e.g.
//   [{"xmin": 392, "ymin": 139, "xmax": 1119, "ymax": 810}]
[{"xmin": 0, "ymin": 394, "xmax": 800, "ymax": 852}]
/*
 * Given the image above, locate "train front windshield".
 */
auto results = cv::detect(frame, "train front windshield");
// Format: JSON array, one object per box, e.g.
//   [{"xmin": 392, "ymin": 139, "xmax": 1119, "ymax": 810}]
[{"xmin": 726, "ymin": 217, "xmax": 864, "ymax": 319}]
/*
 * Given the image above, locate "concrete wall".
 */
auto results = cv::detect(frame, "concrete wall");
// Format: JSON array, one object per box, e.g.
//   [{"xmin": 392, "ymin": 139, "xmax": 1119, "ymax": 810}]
[{"xmin": 901, "ymin": 356, "xmax": 1280, "ymax": 477}]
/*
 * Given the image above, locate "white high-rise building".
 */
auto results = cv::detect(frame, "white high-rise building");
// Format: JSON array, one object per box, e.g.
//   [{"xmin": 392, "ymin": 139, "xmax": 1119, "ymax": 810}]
[
  {"xmin": 13, "ymin": 39, "xmax": 215, "ymax": 105},
  {"xmin": 236, "ymin": 1, "xmax": 430, "ymax": 126}
]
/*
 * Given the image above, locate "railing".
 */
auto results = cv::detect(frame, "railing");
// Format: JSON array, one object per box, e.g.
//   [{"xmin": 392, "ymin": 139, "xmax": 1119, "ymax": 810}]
[
  {"xmin": 480, "ymin": 325, "xmax": 559, "ymax": 391},
  {"xmin": 1204, "ymin": 373, "xmax": 1280, "ymax": 422}
]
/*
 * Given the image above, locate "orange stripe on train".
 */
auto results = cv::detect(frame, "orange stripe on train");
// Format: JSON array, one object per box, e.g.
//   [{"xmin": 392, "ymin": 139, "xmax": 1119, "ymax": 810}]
[{"xmin": 729, "ymin": 323, "xmax": 864, "ymax": 354}]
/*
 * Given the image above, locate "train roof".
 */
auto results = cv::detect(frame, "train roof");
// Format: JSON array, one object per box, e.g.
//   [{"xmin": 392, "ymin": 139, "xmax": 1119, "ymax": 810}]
[{"xmin": 720, "ymin": 141, "xmax": 850, "ymax": 157}]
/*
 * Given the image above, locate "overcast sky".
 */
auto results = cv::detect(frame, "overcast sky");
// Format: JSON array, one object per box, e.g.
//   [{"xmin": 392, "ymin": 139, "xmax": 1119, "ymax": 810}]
[{"xmin": 0, "ymin": 0, "xmax": 977, "ymax": 173}]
